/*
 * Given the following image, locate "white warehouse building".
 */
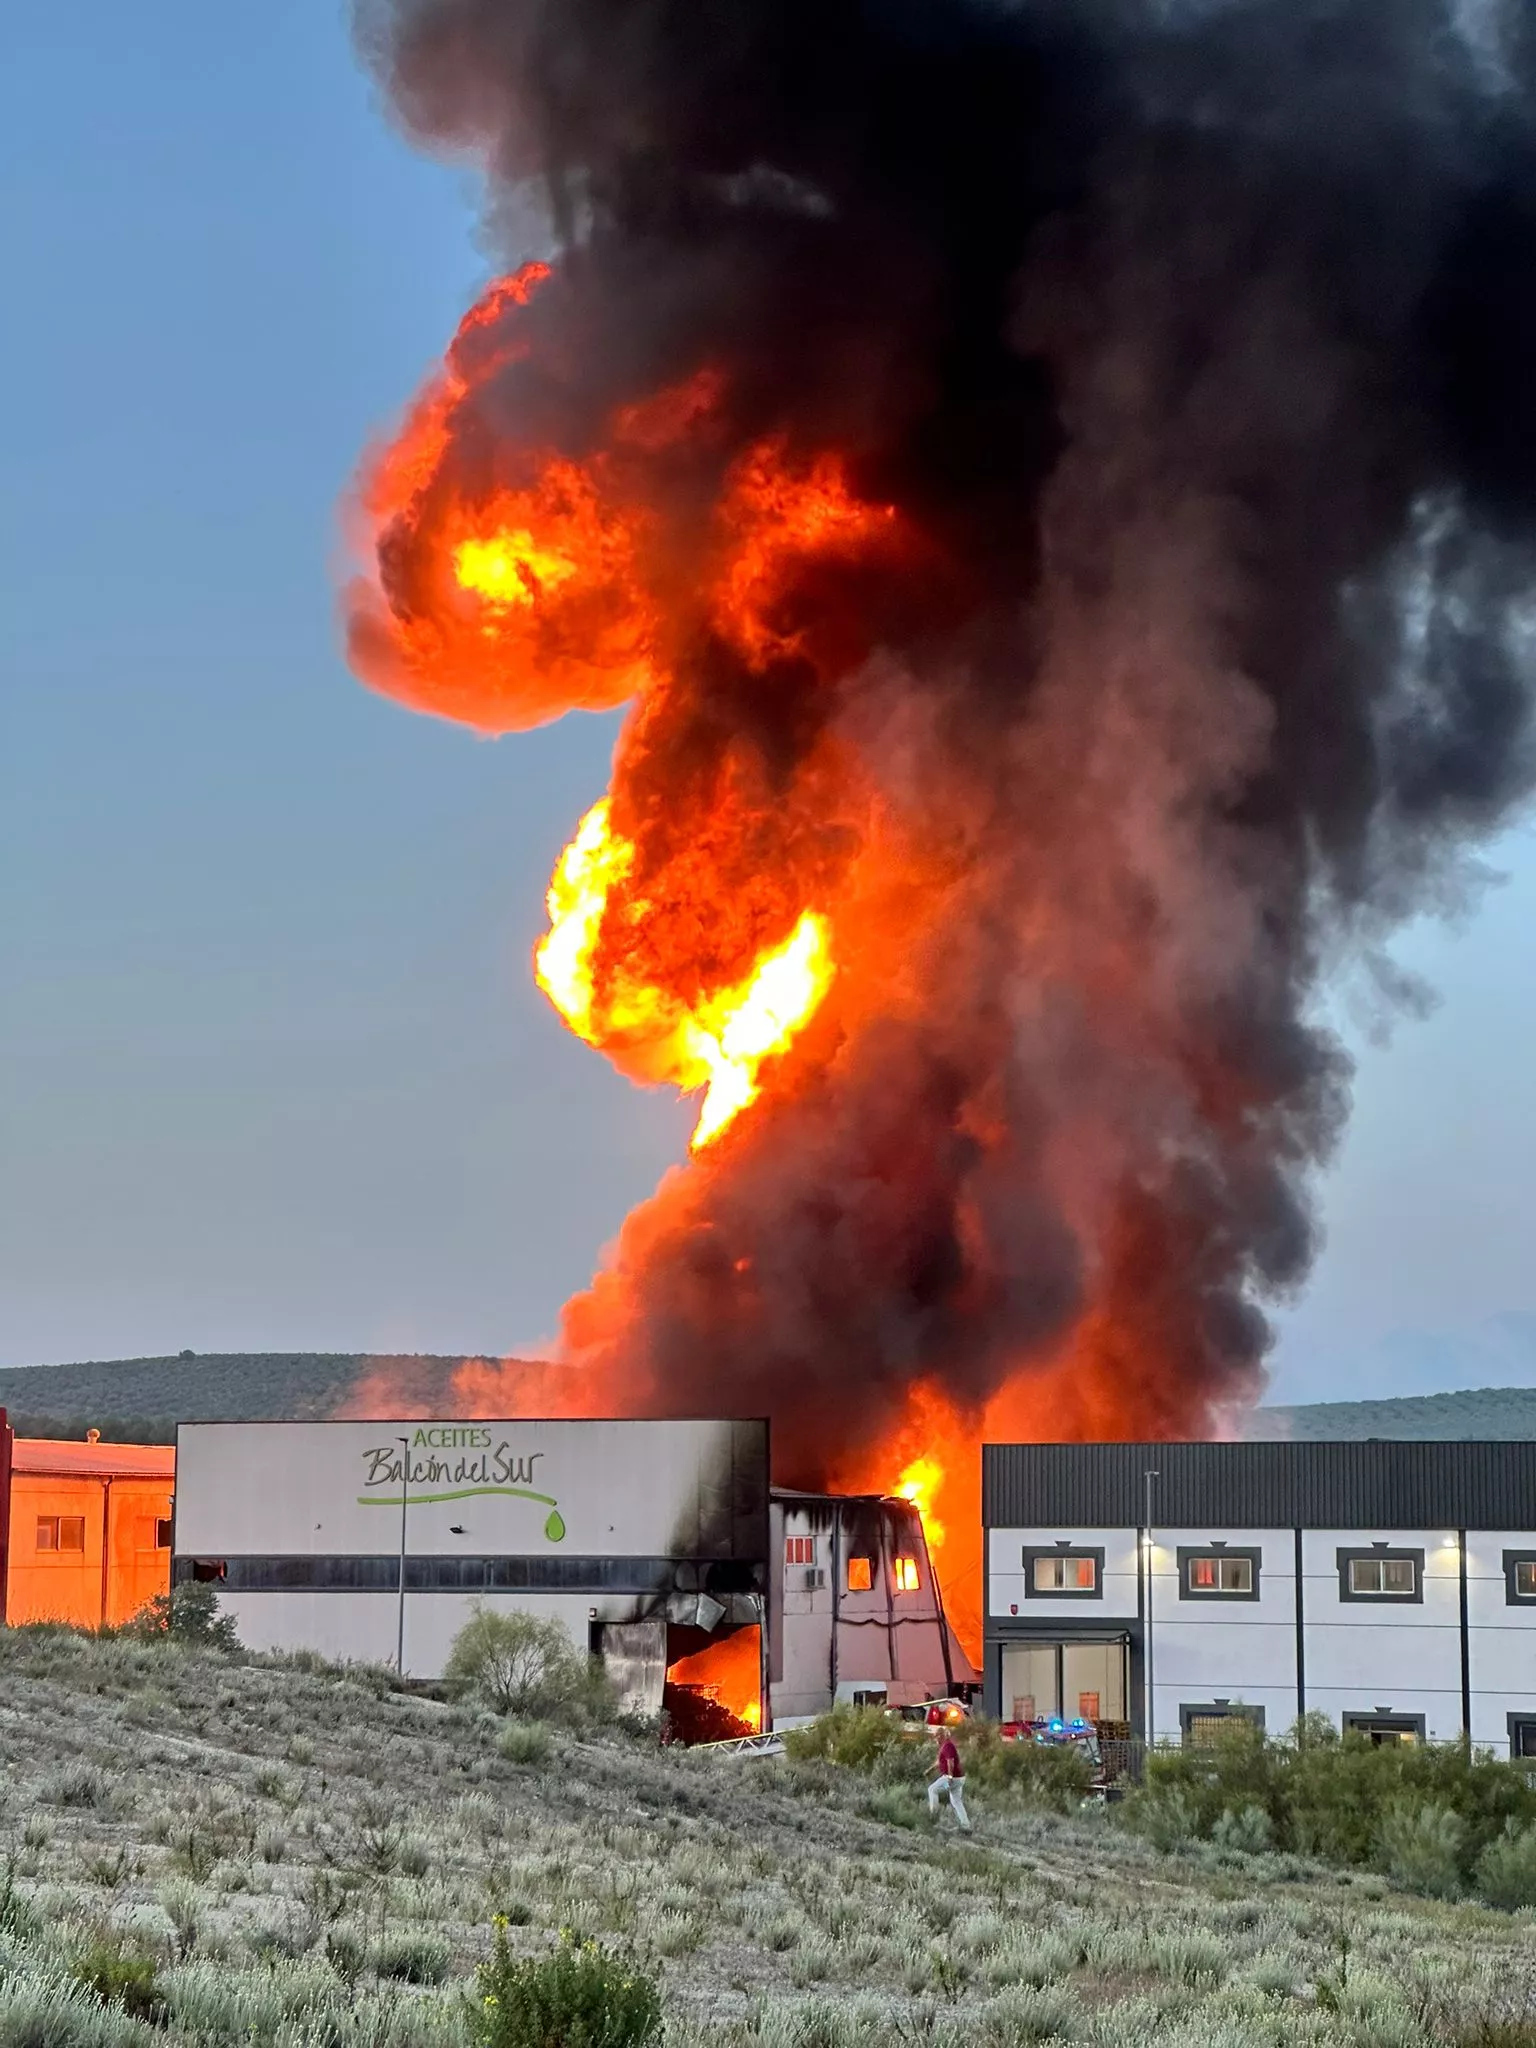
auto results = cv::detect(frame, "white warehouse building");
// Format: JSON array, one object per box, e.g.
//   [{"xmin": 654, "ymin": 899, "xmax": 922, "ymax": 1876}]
[
  {"xmin": 983, "ymin": 1440, "xmax": 1536, "ymax": 1755},
  {"xmin": 175, "ymin": 1418, "xmax": 769, "ymax": 1714},
  {"xmin": 173, "ymin": 1420, "xmax": 968, "ymax": 1726}
]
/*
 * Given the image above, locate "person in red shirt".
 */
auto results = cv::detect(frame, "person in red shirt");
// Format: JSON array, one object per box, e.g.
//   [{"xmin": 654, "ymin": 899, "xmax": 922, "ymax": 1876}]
[{"xmin": 927, "ymin": 1731, "xmax": 971, "ymax": 1830}]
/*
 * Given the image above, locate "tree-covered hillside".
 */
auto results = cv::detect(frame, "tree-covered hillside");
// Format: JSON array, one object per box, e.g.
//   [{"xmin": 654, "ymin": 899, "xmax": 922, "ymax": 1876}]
[
  {"xmin": 1245, "ymin": 1385, "xmax": 1536, "ymax": 1442},
  {"xmin": 5, "ymin": 1353, "xmax": 1536, "ymax": 1444},
  {"xmin": 0, "ymin": 1353, "xmax": 504, "ymax": 1440}
]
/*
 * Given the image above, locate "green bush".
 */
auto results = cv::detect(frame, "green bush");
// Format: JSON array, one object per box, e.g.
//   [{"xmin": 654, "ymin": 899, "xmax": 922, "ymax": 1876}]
[
  {"xmin": 445, "ymin": 1608, "xmax": 609, "ymax": 1725},
  {"xmin": 783, "ymin": 1707, "xmax": 911, "ymax": 1773},
  {"xmin": 1211, "ymin": 1801, "xmax": 1274, "ymax": 1854},
  {"xmin": 861, "ymin": 1784, "xmax": 923, "ymax": 1829},
  {"xmin": 1126, "ymin": 1783, "xmax": 1203, "ymax": 1853},
  {"xmin": 500, "ymin": 1720, "xmax": 554, "ymax": 1767},
  {"xmin": 131, "ymin": 1582, "xmax": 241, "ymax": 1653},
  {"xmin": 71, "ymin": 1942, "xmax": 166, "ymax": 2023},
  {"xmin": 372, "ymin": 1932, "xmax": 450, "ymax": 1985},
  {"xmin": 955, "ymin": 1724, "xmax": 1093, "ymax": 1809},
  {"xmin": 1116, "ymin": 1717, "xmax": 1536, "ymax": 1886},
  {"xmin": 1474, "ymin": 1819, "xmax": 1536, "ymax": 1911},
  {"xmin": 1375, "ymin": 1799, "xmax": 1464, "ymax": 1899},
  {"xmin": 471, "ymin": 1928, "xmax": 661, "ymax": 2048}
]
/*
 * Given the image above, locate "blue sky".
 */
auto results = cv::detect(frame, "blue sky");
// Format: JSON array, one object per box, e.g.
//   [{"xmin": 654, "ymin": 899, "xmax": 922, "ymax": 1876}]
[{"xmin": 3, "ymin": 1, "xmax": 1534, "ymax": 1407}]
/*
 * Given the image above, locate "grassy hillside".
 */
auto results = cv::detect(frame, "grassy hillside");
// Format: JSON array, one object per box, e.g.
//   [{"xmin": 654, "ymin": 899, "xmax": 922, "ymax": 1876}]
[{"xmin": 0, "ymin": 1626, "xmax": 1533, "ymax": 2045}]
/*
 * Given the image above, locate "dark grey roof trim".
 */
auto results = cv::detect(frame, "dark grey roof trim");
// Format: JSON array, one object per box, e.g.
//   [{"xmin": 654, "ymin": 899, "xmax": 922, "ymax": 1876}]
[{"xmin": 983, "ymin": 1441, "xmax": 1536, "ymax": 1530}]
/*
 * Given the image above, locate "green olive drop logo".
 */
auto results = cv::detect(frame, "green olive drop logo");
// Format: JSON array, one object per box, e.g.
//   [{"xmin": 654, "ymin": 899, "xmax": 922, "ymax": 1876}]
[{"xmin": 357, "ymin": 1431, "xmax": 565, "ymax": 1541}]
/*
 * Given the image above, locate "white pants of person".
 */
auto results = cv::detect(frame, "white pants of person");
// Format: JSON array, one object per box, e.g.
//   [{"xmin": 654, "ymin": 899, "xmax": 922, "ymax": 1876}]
[{"xmin": 928, "ymin": 1774, "xmax": 970, "ymax": 1829}]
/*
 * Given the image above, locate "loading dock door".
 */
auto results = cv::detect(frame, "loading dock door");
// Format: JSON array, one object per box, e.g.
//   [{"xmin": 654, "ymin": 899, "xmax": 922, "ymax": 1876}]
[{"xmin": 599, "ymin": 1621, "xmax": 667, "ymax": 1720}]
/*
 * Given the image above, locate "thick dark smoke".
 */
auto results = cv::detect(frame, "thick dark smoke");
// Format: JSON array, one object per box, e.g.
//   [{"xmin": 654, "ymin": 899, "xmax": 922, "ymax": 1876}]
[{"xmin": 351, "ymin": 0, "xmax": 1536, "ymax": 1477}]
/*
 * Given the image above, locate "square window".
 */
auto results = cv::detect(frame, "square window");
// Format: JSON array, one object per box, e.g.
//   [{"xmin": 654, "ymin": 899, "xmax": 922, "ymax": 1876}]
[
  {"xmin": 58, "ymin": 1518, "xmax": 86, "ymax": 1553},
  {"xmin": 1181, "ymin": 1704, "xmax": 1264, "ymax": 1747},
  {"xmin": 894, "ymin": 1556, "xmax": 920, "ymax": 1593},
  {"xmin": 785, "ymin": 1536, "xmax": 815, "ymax": 1567},
  {"xmin": 35, "ymin": 1517, "xmax": 57, "ymax": 1552},
  {"xmin": 1033, "ymin": 1555, "xmax": 1096, "ymax": 1592},
  {"xmin": 1338, "ymin": 1549, "xmax": 1422, "ymax": 1601},
  {"xmin": 846, "ymin": 1556, "xmax": 873, "ymax": 1593},
  {"xmin": 1180, "ymin": 1550, "xmax": 1258, "ymax": 1599},
  {"xmin": 1350, "ymin": 1557, "xmax": 1413, "ymax": 1596},
  {"xmin": 1021, "ymin": 1546, "xmax": 1104, "ymax": 1599},
  {"xmin": 1504, "ymin": 1553, "xmax": 1536, "ymax": 1604}
]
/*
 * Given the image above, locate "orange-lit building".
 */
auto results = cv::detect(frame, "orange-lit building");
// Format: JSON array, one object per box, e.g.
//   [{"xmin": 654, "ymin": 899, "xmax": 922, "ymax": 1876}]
[{"xmin": 3, "ymin": 1422, "xmax": 175, "ymax": 1628}]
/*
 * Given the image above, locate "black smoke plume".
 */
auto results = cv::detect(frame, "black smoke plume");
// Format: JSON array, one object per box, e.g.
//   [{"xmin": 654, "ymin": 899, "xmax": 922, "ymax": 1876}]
[{"xmin": 349, "ymin": 0, "xmax": 1536, "ymax": 1476}]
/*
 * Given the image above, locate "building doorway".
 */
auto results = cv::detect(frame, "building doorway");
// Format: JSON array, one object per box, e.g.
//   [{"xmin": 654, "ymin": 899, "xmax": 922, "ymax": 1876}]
[{"xmin": 1001, "ymin": 1638, "xmax": 1128, "ymax": 1724}]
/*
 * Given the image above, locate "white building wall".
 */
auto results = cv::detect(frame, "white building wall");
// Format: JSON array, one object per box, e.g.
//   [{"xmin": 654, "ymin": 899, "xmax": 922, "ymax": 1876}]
[
  {"xmin": 987, "ymin": 1527, "xmax": 1140, "ymax": 1620},
  {"xmin": 1299, "ymin": 1529, "xmax": 1463, "ymax": 1742},
  {"xmin": 1148, "ymin": 1528, "xmax": 1297, "ymax": 1743},
  {"xmin": 1465, "ymin": 1530, "xmax": 1536, "ymax": 1754},
  {"xmin": 177, "ymin": 1419, "xmax": 766, "ymax": 1683},
  {"xmin": 987, "ymin": 1519, "xmax": 1536, "ymax": 1750},
  {"xmin": 222, "ymin": 1588, "xmax": 613, "ymax": 1674}
]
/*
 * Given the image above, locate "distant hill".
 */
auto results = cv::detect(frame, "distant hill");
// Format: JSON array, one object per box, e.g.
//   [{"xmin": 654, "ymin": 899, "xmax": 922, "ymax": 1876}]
[
  {"xmin": 4, "ymin": 1354, "xmax": 1536, "ymax": 1447},
  {"xmin": 0, "ymin": 1353, "xmax": 482, "ymax": 1442},
  {"xmin": 1242, "ymin": 1385, "xmax": 1536, "ymax": 1442}
]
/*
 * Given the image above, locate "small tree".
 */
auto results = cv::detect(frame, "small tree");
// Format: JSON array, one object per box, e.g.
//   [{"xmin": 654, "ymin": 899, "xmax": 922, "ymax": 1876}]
[
  {"xmin": 133, "ymin": 1581, "xmax": 241, "ymax": 1652},
  {"xmin": 444, "ymin": 1607, "xmax": 598, "ymax": 1720}
]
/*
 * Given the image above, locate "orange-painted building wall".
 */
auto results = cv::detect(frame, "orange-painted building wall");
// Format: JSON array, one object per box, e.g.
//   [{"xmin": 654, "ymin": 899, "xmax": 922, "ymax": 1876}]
[{"xmin": 5, "ymin": 1443, "xmax": 175, "ymax": 1628}]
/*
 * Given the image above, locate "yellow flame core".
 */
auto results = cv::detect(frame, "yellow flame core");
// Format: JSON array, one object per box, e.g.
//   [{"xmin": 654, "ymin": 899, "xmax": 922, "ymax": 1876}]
[
  {"xmin": 534, "ymin": 801, "xmax": 834, "ymax": 1149},
  {"xmin": 454, "ymin": 529, "xmax": 578, "ymax": 608},
  {"xmin": 897, "ymin": 1456, "xmax": 946, "ymax": 1553}
]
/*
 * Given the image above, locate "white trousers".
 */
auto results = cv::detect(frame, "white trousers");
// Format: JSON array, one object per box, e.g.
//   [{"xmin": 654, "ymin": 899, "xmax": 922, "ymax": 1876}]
[{"xmin": 928, "ymin": 1775, "xmax": 970, "ymax": 1829}]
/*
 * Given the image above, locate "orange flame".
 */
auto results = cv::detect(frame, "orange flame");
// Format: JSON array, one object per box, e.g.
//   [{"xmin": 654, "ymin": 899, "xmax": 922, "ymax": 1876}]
[
  {"xmin": 666, "ymin": 1629, "xmax": 762, "ymax": 1729},
  {"xmin": 896, "ymin": 1453, "xmax": 947, "ymax": 1554},
  {"xmin": 534, "ymin": 798, "xmax": 835, "ymax": 1149}
]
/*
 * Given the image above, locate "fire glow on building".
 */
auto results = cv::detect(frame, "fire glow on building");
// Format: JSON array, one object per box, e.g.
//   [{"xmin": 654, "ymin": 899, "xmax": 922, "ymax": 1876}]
[{"xmin": 343, "ymin": 0, "xmax": 1536, "ymax": 1661}]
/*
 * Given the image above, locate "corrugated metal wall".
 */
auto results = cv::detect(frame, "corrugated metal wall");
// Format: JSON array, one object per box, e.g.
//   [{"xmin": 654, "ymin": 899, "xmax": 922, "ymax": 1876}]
[{"xmin": 983, "ymin": 1441, "xmax": 1536, "ymax": 1528}]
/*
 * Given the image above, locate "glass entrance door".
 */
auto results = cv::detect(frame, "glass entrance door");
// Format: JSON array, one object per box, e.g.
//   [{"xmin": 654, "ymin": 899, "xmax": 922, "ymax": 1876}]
[{"xmin": 1000, "ymin": 1639, "xmax": 1128, "ymax": 1723}]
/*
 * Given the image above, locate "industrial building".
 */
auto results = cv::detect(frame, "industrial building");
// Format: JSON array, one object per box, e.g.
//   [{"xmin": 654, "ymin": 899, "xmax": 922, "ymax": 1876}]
[
  {"xmin": 770, "ymin": 1489, "xmax": 974, "ymax": 1720},
  {"xmin": 175, "ymin": 1418, "xmax": 767, "ymax": 1713},
  {"xmin": 173, "ymin": 1418, "xmax": 967, "ymax": 1724},
  {"xmin": 0, "ymin": 1416, "xmax": 175, "ymax": 1629},
  {"xmin": 983, "ymin": 1440, "xmax": 1536, "ymax": 1755}
]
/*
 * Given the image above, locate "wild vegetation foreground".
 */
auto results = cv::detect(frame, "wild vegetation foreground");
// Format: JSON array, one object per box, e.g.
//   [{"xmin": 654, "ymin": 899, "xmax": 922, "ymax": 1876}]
[{"xmin": 2, "ymin": 1628, "xmax": 1536, "ymax": 2046}]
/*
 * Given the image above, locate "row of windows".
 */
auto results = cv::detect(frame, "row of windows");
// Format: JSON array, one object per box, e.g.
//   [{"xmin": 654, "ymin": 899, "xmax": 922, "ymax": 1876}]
[
  {"xmin": 176, "ymin": 1554, "xmax": 765, "ymax": 1595},
  {"xmin": 33, "ymin": 1515, "xmax": 171, "ymax": 1556},
  {"xmin": 785, "ymin": 1538, "xmax": 922, "ymax": 1595},
  {"xmin": 1174, "ymin": 1708, "xmax": 1536, "ymax": 1754},
  {"xmin": 1020, "ymin": 1545, "xmax": 1536, "ymax": 1605},
  {"xmin": 1180, "ymin": 1706, "xmax": 1429, "ymax": 1748}
]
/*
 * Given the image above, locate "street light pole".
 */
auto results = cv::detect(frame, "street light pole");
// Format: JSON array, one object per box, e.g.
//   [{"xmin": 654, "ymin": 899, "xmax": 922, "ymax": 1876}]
[
  {"xmin": 1144, "ymin": 1468, "xmax": 1160, "ymax": 1752},
  {"xmin": 396, "ymin": 1436, "xmax": 410, "ymax": 1677}
]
